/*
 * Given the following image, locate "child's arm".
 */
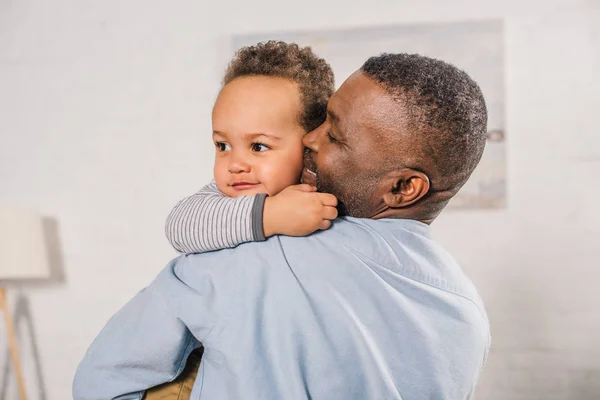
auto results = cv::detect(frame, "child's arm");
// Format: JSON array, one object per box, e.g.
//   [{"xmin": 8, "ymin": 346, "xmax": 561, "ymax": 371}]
[
  {"xmin": 165, "ymin": 180, "xmax": 267, "ymax": 253},
  {"xmin": 166, "ymin": 181, "xmax": 338, "ymax": 254}
]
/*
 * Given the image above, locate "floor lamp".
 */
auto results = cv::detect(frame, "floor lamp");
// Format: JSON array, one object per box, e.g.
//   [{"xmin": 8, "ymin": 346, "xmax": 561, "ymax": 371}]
[{"xmin": 0, "ymin": 206, "xmax": 51, "ymax": 400}]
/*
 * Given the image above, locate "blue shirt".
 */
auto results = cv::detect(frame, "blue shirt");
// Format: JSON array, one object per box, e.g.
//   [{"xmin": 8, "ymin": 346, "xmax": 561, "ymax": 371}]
[{"xmin": 73, "ymin": 217, "xmax": 490, "ymax": 400}]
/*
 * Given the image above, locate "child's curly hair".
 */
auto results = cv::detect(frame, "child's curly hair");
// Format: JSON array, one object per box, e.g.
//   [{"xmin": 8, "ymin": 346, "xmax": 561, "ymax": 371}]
[{"xmin": 223, "ymin": 41, "xmax": 335, "ymax": 133}]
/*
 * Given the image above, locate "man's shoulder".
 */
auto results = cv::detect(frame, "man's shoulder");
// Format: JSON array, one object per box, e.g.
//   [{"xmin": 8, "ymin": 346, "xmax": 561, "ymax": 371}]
[
  {"xmin": 182, "ymin": 236, "xmax": 285, "ymax": 264},
  {"xmin": 164, "ymin": 219, "xmax": 373, "ymax": 289},
  {"xmin": 175, "ymin": 217, "xmax": 436, "ymax": 275},
  {"xmin": 177, "ymin": 218, "xmax": 371, "ymax": 264},
  {"xmin": 169, "ymin": 216, "xmax": 479, "ymax": 304},
  {"xmin": 168, "ymin": 238, "xmax": 287, "ymax": 284}
]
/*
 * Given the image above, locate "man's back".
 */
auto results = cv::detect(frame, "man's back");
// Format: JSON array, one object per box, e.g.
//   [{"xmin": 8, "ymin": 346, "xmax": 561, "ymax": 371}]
[
  {"xmin": 73, "ymin": 217, "xmax": 489, "ymax": 400},
  {"xmin": 178, "ymin": 217, "xmax": 489, "ymax": 399}
]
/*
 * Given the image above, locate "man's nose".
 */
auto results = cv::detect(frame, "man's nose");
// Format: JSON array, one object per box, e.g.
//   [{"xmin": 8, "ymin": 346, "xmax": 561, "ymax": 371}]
[
  {"xmin": 302, "ymin": 126, "xmax": 321, "ymax": 152},
  {"xmin": 228, "ymin": 151, "xmax": 251, "ymax": 174}
]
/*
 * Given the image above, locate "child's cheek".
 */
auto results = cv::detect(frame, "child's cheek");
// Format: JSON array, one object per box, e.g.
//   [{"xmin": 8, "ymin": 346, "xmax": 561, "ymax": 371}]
[{"xmin": 213, "ymin": 160, "xmax": 231, "ymax": 195}]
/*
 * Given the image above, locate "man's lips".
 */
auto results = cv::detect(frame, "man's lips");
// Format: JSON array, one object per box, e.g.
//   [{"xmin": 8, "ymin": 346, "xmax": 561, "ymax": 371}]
[
  {"xmin": 302, "ymin": 150, "xmax": 318, "ymax": 186},
  {"xmin": 231, "ymin": 182, "xmax": 259, "ymax": 190},
  {"xmin": 301, "ymin": 168, "xmax": 317, "ymax": 186}
]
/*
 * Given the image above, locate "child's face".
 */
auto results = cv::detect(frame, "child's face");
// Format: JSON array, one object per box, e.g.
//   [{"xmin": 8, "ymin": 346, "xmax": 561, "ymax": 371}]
[{"xmin": 212, "ymin": 76, "xmax": 306, "ymax": 198}]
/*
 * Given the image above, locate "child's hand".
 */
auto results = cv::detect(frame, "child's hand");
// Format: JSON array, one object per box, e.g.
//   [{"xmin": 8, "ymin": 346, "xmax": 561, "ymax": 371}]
[{"xmin": 263, "ymin": 184, "xmax": 338, "ymax": 237}]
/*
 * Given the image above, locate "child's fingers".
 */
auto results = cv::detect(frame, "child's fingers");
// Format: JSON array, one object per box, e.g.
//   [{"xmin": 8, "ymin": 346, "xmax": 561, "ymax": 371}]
[
  {"xmin": 294, "ymin": 184, "xmax": 317, "ymax": 192},
  {"xmin": 322, "ymin": 206, "xmax": 338, "ymax": 221},
  {"xmin": 318, "ymin": 193, "xmax": 338, "ymax": 207},
  {"xmin": 318, "ymin": 220, "xmax": 332, "ymax": 230}
]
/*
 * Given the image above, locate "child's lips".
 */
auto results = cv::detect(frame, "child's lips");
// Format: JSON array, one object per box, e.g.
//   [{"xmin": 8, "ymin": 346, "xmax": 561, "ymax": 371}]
[{"xmin": 231, "ymin": 182, "xmax": 259, "ymax": 190}]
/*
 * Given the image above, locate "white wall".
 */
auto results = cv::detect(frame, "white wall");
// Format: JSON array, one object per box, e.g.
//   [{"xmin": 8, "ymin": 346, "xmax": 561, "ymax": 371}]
[{"xmin": 1, "ymin": 0, "xmax": 599, "ymax": 398}]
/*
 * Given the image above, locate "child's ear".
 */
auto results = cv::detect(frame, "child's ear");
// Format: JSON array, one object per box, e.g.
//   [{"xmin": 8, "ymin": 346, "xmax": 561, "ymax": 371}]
[{"xmin": 381, "ymin": 169, "xmax": 430, "ymax": 208}]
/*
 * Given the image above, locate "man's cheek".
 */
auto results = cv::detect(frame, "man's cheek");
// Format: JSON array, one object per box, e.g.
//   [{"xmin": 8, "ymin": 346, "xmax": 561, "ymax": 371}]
[{"xmin": 320, "ymin": 152, "xmax": 339, "ymax": 172}]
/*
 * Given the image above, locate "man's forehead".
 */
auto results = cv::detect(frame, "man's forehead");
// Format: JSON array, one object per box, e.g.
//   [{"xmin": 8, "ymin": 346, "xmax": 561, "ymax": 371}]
[
  {"xmin": 331, "ymin": 71, "xmax": 402, "ymax": 129},
  {"xmin": 330, "ymin": 72, "xmax": 371, "ymax": 110}
]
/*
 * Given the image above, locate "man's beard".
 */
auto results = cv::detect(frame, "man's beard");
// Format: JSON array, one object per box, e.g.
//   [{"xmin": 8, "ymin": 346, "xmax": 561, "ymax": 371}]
[{"xmin": 302, "ymin": 149, "xmax": 349, "ymax": 216}]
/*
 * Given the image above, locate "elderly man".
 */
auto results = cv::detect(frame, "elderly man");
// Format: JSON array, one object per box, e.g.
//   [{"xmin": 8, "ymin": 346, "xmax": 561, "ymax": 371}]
[{"xmin": 74, "ymin": 53, "xmax": 490, "ymax": 400}]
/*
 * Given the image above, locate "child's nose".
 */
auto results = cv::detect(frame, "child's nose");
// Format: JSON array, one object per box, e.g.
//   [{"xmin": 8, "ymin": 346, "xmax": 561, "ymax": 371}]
[{"xmin": 228, "ymin": 153, "xmax": 251, "ymax": 174}]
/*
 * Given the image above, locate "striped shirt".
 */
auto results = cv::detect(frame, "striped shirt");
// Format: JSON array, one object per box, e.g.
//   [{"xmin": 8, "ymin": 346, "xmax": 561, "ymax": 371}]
[{"xmin": 165, "ymin": 181, "xmax": 267, "ymax": 253}]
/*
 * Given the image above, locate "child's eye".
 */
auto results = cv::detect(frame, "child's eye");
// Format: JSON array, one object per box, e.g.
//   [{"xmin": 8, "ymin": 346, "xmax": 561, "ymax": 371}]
[
  {"xmin": 215, "ymin": 142, "xmax": 231, "ymax": 152},
  {"xmin": 252, "ymin": 143, "xmax": 270, "ymax": 152}
]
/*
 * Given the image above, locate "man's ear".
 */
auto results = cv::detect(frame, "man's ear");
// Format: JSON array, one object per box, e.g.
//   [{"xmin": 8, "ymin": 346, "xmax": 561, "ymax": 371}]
[{"xmin": 381, "ymin": 169, "xmax": 430, "ymax": 208}]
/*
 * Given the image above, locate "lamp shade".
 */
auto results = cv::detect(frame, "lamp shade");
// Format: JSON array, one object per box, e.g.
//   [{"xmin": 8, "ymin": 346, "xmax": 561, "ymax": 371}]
[{"xmin": 0, "ymin": 206, "xmax": 51, "ymax": 280}]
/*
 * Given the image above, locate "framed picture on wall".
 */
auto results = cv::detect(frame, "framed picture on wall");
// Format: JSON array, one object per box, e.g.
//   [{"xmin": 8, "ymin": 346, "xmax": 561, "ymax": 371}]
[{"xmin": 232, "ymin": 19, "xmax": 506, "ymax": 209}]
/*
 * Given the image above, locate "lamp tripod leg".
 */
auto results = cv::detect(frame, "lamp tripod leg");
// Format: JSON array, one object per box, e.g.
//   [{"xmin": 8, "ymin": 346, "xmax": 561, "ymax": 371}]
[{"xmin": 0, "ymin": 287, "xmax": 28, "ymax": 400}]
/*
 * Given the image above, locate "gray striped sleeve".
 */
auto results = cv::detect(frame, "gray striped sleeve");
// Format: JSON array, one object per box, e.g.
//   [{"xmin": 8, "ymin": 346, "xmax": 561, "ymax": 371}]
[{"xmin": 165, "ymin": 180, "xmax": 264, "ymax": 253}]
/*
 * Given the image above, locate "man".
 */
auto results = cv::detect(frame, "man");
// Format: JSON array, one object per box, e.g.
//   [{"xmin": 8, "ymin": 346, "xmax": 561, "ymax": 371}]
[{"xmin": 73, "ymin": 53, "xmax": 490, "ymax": 400}]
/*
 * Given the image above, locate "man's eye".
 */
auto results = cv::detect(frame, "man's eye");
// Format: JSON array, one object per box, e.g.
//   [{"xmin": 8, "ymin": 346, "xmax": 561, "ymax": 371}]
[
  {"xmin": 326, "ymin": 132, "xmax": 338, "ymax": 143},
  {"xmin": 252, "ymin": 143, "xmax": 270, "ymax": 152},
  {"xmin": 215, "ymin": 142, "xmax": 231, "ymax": 151}
]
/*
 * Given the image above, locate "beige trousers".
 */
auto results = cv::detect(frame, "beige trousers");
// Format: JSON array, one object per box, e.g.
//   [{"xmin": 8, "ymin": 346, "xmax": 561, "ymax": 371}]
[{"xmin": 143, "ymin": 348, "xmax": 203, "ymax": 400}]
